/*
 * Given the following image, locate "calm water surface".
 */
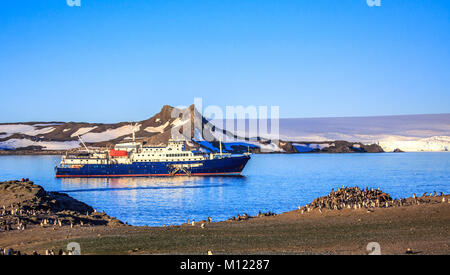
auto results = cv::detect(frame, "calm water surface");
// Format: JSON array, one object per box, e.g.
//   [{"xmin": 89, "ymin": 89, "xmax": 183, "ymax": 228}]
[{"xmin": 0, "ymin": 153, "xmax": 449, "ymax": 226}]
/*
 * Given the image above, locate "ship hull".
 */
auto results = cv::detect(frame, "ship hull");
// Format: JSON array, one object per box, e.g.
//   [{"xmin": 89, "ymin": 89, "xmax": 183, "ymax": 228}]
[{"xmin": 55, "ymin": 155, "xmax": 250, "ymax": 178}]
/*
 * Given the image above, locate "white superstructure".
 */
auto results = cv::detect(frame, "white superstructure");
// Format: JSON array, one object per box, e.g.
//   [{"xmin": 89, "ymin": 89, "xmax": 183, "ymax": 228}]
[
  {"xmin": 131, "ymin": 140, "xmax": 205, "ymax": 163},
  {"xmin": 59, "ymin": 139, "xmax": 231, "ymax": 167}
]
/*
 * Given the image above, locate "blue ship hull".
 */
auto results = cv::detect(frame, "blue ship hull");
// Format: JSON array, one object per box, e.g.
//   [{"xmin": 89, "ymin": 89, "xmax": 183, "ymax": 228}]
[{"xmin": 55, "ymin": 155, "xmax": 250, "ymax": 178}]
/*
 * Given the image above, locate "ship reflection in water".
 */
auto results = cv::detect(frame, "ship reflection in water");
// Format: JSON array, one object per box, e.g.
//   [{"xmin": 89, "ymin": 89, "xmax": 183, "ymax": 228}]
[{"xmin": 59, "ymin": 176, "xmax": 234, "ymax": 193}]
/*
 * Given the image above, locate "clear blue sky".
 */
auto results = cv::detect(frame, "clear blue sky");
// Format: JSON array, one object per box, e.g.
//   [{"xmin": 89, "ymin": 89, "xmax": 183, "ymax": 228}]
[{"xmin": 1, "ymin": 0, "xmax": 449, "ymax": 123}]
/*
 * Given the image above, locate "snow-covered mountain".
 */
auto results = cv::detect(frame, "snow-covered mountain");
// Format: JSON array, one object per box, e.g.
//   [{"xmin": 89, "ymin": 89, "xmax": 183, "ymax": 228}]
[{"xmin": 0, "ymin": 106, "xmax": 448, "ymax": 153}]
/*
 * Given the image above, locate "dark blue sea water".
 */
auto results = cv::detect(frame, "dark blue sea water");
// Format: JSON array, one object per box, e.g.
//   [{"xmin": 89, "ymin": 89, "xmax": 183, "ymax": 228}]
[{"xmin": 0, "ymin": 153, "xmax": 449, "ymax": 226}]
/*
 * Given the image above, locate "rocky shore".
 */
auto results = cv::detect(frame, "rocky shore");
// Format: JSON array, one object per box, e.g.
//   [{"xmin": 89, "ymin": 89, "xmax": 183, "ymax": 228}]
[
  {"xmin": 0, "ymin": 180, "xmax": 123, "ymax": 233},
  {"xmin": 0, "ymin": 180, "xmax": 449, "ymax": 255}
]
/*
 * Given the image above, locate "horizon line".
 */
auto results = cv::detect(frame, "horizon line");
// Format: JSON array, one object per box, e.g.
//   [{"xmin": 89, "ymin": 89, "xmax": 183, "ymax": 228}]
[{"xmin": 0, "ymin": 112, "xmax": 449, "ymax": 125}]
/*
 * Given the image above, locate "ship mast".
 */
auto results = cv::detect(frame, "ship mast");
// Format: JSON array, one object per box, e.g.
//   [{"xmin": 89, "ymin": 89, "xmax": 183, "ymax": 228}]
[
  {"xmin": 77, "ymin": 135, "xmax": 90, "ymax": 153},
  {"xmin": 130, "ymin": 122, "xmax": 137, "ymax": 142},
  {"xmin": 131, "ymin": 122, "xmax": 139, "ymax": 152}
]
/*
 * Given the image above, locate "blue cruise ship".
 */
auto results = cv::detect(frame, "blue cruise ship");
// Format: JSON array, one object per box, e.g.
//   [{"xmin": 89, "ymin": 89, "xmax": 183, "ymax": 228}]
[{"xmin": 55, "ymin": 139, "xmax": 250, "ymax": 178}]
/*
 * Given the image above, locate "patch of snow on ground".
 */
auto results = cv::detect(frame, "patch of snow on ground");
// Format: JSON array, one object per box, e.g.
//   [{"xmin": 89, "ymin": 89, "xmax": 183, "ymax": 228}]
[
  {"xmin": 0, "ymin": 124, "xmax": 55, "ymax": 137},
  {"xmin": 171, "ymin": 117, "xmax": 190, "ymax": 128},
  {"xmin": 23, "ymin": 127, "xmax": 55, "ymax": 136},
  {"xmin": 71, "ymin": 126, "xmax": 98, "ymax": 137},
  {"xmin": 0, "ymin": 139, "xmax": 80, "ymax": 150},
  {"xmin": 378, "ymin": 136, "xmax": 450, "ymax": 152},
  {"xmin": 80, "ymin": 124, "xmax": 141, "ymax": 143},
  {"xmin": 144, "ymin": 121, "xmax": 169, "ymax": 133},
  {"xmin": 0, "ymin": 124, "xmax": 36, "ymax": 135}
]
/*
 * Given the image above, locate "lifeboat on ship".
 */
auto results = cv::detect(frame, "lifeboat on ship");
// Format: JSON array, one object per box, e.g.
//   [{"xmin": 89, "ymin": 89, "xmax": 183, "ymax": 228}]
[{"xmin": 109, "ymin": 149, "xmax": 128, "ymax": 157}]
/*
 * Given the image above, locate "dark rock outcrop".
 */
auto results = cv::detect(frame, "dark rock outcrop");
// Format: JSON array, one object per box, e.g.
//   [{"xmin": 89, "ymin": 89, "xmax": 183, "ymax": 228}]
[
  {"xmin": 0, "ymin": 180, "xmax": 124, "ymax": 231},
  {"xmin": 321, "ymin": 141, "xmax": 384, "ymax": 153}
]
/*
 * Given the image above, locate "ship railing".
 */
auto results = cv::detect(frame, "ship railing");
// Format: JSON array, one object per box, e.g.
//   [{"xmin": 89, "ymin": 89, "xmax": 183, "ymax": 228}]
[
  {"xmin": 65, "ymin": 155, "xmax": 107, "ymax": 160},
  {"xmin": 213, "ymin": 153, "xmax": 249, "ymax": 158}
]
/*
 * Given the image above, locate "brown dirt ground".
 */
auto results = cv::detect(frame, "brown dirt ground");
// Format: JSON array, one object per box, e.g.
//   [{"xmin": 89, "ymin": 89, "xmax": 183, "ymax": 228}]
[{"xmin": 1, "ymin": 196, "xmax": 449, "ymax": 255}]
